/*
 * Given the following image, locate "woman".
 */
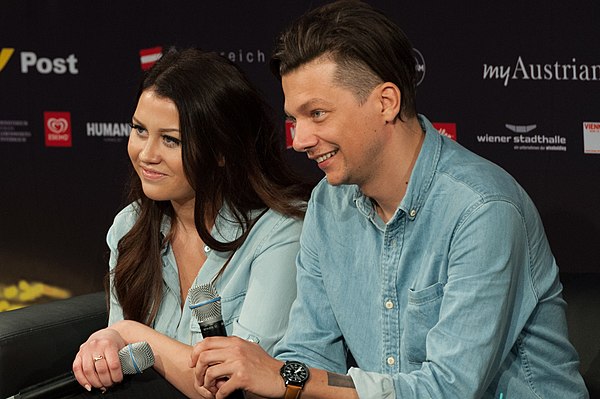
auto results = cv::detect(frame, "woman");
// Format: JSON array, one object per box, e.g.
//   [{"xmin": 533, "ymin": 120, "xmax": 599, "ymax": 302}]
[{"xmin": 72, "ymin": 47, "xmax": 311, "ymax": 397}]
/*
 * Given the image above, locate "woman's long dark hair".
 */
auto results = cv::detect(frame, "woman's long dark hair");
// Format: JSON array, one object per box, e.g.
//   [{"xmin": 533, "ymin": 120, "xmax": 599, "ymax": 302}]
[{"xmin": 111, "ymin": 48, "xmax": 312, "ymax": 324}]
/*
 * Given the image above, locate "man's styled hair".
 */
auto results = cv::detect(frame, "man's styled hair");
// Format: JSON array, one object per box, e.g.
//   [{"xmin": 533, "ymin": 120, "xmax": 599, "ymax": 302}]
[{"xmin": 270, "ymin": 0, "xmax": 417, "ymax": 120}]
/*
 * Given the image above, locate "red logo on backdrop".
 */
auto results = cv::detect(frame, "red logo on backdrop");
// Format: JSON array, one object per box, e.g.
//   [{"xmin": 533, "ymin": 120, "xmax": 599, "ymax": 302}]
[
  {"xmin": 140, "ymin": 47, "xmax": 162, "ymax": 71},
  {"xmin": 285, "ymin": 120, "xmax": 295, "ymax": 149},
  {"xmin": 44, "ymin": 112, "xmax": 72, "ymax": 147},
  {"xmin": 433, "ymin": 122, "xmax": 457, "ymax": 141}
]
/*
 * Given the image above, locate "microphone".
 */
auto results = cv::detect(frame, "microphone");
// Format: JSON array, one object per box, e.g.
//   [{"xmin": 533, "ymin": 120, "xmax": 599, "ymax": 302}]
[
  {"xmin": 188, "ymin": 284, "xmax": 245, "ymax": 399},
  {"xmin": 189, "ymin": 283, "xmax": 227, "ymax": 338},
  {"xmin": 7, "ymin": 341, "xmax": 155, "ymax": 399}
]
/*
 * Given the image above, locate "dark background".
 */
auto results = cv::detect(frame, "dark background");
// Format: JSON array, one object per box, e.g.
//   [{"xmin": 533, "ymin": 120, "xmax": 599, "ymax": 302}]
[{"xmin": 1, "ymin": 1, "xmax": 599, "ymax": 300}]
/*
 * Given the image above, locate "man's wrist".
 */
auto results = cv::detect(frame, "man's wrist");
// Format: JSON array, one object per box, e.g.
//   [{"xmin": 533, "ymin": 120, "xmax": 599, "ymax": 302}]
[{"xmin": 280, "ymin": 360, "xmax": 310, "ymax": 399}]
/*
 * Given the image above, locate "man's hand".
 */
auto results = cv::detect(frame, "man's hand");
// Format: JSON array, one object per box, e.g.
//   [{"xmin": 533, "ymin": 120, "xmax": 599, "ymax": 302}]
[{"xmin": 190, "ymin": 336, "xmax": 285, "ymax": 399}]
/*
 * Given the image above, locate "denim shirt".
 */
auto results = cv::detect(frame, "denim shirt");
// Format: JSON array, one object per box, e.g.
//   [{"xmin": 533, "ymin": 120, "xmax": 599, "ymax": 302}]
[
  {"xmin": 275, "ymin": 116, "xmax": 588, "ymax": 398},
  {"xmin": 107, "ymin": 203, "xmax": 303, "ymax": 354}
]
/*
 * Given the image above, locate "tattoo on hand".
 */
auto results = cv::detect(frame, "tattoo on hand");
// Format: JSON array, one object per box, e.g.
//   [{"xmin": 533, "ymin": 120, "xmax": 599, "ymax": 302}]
[{"xmin": 327, "ymin": 372, "xmax": 356, "ymax": 388}]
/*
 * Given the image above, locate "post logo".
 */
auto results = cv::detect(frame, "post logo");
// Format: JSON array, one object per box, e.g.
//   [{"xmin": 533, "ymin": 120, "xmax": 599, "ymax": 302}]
[
  {"xmin": 0, "ymin": 48, "xmax": 15, "ymax": 72},
  {"xmin": 433, "ymin": 122, "xmax": 457, "ymax": 141},
  {"xmin": 44, "ymin": 112, "xmax": 72, "ymax": 147},
  {"xmin": 140, "ymin": 46, "xmax": 162, "ymax": 70},
  {"xmin": 0, "ymin": 48, "xmax": 78, "ymax": 74}
]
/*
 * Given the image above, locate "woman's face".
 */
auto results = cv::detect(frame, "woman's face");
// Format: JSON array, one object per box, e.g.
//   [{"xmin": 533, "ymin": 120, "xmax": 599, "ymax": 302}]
[{"xmin": 128, "ymin": 90, "xmax": 195, "ymax": 207}]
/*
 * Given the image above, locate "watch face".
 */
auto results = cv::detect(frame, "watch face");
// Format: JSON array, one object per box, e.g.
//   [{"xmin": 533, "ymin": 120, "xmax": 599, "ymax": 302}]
[{"xmin": 281, "ymin": 361, "xmax": 309, "ymax": 384}]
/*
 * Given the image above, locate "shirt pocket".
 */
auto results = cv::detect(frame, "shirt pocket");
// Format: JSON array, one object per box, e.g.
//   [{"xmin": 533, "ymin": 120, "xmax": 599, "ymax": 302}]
[
  {"xmin": 220, "ymin": 291, "xmax": 246, "ymax": 333},
  {"xmin": 402, "ymin": 281, "xmax": 444, "ymax": 365}
]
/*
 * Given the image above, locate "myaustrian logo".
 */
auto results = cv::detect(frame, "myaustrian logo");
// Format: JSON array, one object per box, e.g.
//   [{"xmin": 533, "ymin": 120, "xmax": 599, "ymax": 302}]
[
  {"xmin": 483, "ymin": 56, "xmax": 600, "ymax": 86},
  {"xmin": 476, "ymin": 123, "xmax": 567, "ymax": 152},
  {"xmin": 0, "ymin": 47, "xmax": 79, "ymax": 74},
  {"xmin": 44, "ymin": 112, "xmax": 72, "ymax": 147}
]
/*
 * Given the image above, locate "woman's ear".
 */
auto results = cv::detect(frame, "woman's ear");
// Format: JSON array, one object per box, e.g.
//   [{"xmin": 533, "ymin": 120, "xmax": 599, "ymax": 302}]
[
  {"xmin": 379, "ymin": 82, "xmax": 401, "ymax": 123},
  {"xmin": 217, "ymin": 155, "xmax": 225, "ymax": 167}
]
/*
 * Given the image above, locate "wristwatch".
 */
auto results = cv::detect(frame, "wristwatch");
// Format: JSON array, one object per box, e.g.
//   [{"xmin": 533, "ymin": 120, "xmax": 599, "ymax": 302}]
[{"xmin": 280, "ymin": 360, "xmax": 310, "ymax": 399}]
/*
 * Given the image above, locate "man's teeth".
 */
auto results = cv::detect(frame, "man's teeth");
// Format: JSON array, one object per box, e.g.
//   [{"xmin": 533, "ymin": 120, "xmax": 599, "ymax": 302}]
[{"xmin": 316, "ymin": 151, "xmax": 337, "ymax": 163}]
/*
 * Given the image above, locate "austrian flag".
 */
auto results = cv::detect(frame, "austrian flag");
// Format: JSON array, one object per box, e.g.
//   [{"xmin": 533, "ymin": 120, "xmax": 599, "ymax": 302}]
[{"xmin": 140, "ymin": 47, "xmax": 163, "ymax": 71}]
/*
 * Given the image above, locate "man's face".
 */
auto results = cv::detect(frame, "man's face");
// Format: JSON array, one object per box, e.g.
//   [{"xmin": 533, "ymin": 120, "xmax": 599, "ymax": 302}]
[{"xmin": 282, "ymin": 57, "xmax": 386, "ymax": 188}]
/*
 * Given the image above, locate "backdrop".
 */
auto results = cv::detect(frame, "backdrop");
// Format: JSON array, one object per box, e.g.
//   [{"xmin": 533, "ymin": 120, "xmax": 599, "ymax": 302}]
[{"xmin": 1, "ymin": 1, "xmax": 599, "ymax": 309}]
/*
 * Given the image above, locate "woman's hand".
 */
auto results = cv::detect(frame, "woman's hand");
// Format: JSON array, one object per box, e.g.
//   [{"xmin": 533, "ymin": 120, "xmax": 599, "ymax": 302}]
[{"xmin": 72, "ymin": 326, "xmax": 127, "ymax": 391}]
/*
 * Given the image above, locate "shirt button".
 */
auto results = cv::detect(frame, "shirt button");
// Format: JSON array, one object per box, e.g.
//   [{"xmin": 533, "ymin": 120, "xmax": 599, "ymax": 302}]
[
  {"xmin": 204, "ymin": 245, "xmax": 211, "ymax": 253},
  {"xmin": 386, "ymin": 356, "xmax": 395, "ymax": 366},
  {"xmin": 385, "ymin": 300, "xmax": 394, "ymax": 309},
  {"xmin": 409, "ymin": 209, "xmax": 417, "ymax": 217}
]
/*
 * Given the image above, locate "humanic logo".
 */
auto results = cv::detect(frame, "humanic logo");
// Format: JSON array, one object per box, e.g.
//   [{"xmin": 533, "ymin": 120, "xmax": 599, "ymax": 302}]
[{"xmin": 483, "ymin": 56, "xmax": 600, "ymax": 86}]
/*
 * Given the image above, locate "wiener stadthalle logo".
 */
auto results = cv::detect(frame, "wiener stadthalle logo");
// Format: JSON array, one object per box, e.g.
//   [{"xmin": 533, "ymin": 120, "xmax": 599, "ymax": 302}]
[
  {"xmin": 0, "ymin": 47, "xmax": 79, "ymax": 74},
  {"xmin": 476, "ymin": 123, "xmax": 567, "ymax": 152},
  {"xmin": 44, "ymin": 112, "xmax": 72, "ymax": 147}
]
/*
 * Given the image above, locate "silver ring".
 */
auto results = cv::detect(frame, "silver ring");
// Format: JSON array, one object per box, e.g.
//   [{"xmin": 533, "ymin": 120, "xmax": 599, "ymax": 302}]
[{"xmin": 93, "ymin": 355, "xmax": 104, "ymax": 362}]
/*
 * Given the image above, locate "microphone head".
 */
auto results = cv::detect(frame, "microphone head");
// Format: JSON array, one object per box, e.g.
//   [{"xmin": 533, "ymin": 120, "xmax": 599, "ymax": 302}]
[
  {"xmin": 118, "ymin": 341, "xmax": 155, "ymax": 375},
  {"xmin": 188, "ymin": 283, "xmax": 222, "ymax": 324}
]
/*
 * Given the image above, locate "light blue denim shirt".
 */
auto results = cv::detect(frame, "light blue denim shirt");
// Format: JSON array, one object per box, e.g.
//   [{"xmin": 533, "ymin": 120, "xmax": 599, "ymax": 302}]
[
  {"xmin": 275, "ymin": 115, "xmax": 588, "ymax": 398},
  {"xmin": 107, "ymin": 203, "xmax": 303, "ymax": 354}
]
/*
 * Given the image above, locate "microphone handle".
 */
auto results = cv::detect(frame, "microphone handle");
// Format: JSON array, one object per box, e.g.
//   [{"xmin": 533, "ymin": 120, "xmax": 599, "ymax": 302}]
[
  {"xmin": 200, "ymin": 319, "xmax": 227, "ymax": 337},
  {"xmin": 197, "ymin": 320, "xmax": 245, "ymax": 399}
]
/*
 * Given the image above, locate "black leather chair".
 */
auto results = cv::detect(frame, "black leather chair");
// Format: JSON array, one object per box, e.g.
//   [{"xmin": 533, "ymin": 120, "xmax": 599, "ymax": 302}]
[{"xmin": 0, "ymin": 292, "xmax": 107, "ymax": 398}]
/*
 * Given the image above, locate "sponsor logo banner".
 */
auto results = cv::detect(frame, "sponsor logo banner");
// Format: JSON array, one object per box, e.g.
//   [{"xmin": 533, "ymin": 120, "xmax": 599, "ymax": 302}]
[
  {"xmin": 0, "ymin": 48, "xmax": 15, "ymax": 72},
  {"xmin": 86, "ymin": 122, "xmax": 130, "ymax": 143},
  {"xmin": 483, "ymin": 56, "xmax": 600, "ymax": 86},
  {"xmin": 285, "ymin": 120, "xmax": 295, "ymax": 149},
  {"xmin": 44, "ymin": 112, "xmax": 72, "ymax": 147},
  {"xmin": 583, "ymin": 122, "xmax": 600, "ymax": 154},
  {"xmin": 433, "ymin": 122, "xmax": 457, "ymax": 141},
  {"xmin": 476, "ymin": 123, "xmax": 567, "ymax": 152},
  {"xmin": 139, "ymin": 46, "xmax": 269, "ymax": 71},
  {"xmin": 414, "ymin": 48, "xmax": 426, "ymax": 86},
  {"xmin": 0, "ymin": 120, "xmax": 31, "ymax": 143}
]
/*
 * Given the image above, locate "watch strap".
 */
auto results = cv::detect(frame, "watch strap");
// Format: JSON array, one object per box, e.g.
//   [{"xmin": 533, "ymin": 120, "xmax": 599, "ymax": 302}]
[{"xmin": 283, "ymin": 385, "xmax": 302, "ymax": 399}]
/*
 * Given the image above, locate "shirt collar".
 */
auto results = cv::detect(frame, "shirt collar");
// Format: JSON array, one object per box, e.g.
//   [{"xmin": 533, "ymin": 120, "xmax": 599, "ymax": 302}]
[{"xmin": 353, "ymin": 114, "xmax": 442, "ymax": 225}]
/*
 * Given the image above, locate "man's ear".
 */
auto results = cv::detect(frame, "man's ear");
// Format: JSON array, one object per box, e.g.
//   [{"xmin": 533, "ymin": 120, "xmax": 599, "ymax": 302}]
[{"xmin": 379, "ymin": 82, "xmax": 401, "ymax": 123}]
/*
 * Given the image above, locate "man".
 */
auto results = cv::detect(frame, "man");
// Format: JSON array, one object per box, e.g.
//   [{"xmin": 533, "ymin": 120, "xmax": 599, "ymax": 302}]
[{"xmin": 190, "ymin": 1, "xmax": 589, "ymax": 398}]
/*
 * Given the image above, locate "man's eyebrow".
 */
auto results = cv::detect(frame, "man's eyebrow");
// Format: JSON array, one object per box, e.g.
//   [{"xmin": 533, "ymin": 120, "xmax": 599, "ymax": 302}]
[{"xmin": 285, "ymin": 98, "xmax": 333, "ymax": 117}]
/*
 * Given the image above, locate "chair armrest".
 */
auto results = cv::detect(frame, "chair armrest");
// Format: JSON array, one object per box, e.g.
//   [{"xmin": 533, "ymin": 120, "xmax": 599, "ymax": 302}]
[{"xmin": 0, "ymin": 291, "xmax": 107, "ymax": 398}]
